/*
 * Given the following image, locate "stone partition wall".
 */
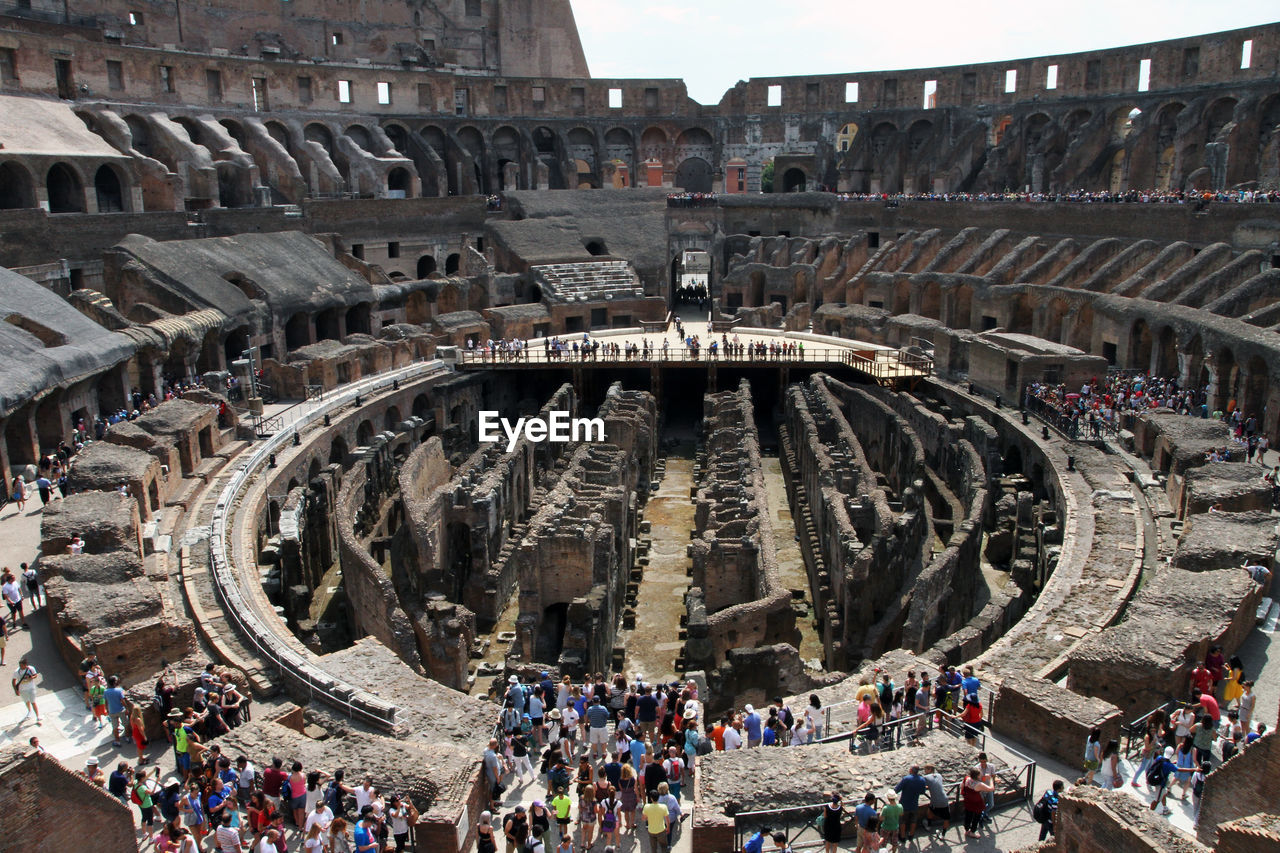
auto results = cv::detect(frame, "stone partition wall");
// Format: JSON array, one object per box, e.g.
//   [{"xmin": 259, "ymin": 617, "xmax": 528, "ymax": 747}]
[
  {"xmin": 1051, "ymin": 786, "xmax": 1210, "ymax": 853},
  {"xmin": 0, "ymin": 747, "xmax": 137, "ymax": 852},
  {"xmin": 1196, "ymin": 714, "xmax": 1279, "ymax": 847},
  {"xmin": 336, "ymin": 451, "xmax": 428, "ymax": 676},
  {"xmin": 992, "ymin": 676, "xmax": 1122, "ymax": 769},
  {"xmin": 687, "ymin": 380, "xmax": 794, "ymax": 669},
  {"xmin": 512, "ymin": 384, "xmax": 657, "ymax": 676},
  {"xmin": 1065, "ymin": 566, "xmax": 1261, "ymax": 715}
]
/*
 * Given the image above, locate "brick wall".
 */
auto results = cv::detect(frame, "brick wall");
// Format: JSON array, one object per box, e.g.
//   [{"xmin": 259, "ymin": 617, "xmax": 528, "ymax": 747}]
[
  {"xmin": 992, "ymin": 677, "xmax": 1122, "ymax": 769},
  {"xmin": 1197, "ymin": 729, "xmax": 1278, "ymax": 847},
  {"xmin": 0, "ymin": 747, "xmax": 136, "ymax": 851},
  {"xmin": 1054, "ymin": 787, "xmax": 1209, "ymax": 853},
  {"xmin": 1215, "ymin": 816, "xmax": 1280, "ymax": 853}
]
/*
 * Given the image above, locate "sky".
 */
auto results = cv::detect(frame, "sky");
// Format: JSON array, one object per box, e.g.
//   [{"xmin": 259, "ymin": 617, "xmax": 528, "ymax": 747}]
[{"xmin": 570, "ymin": 0, "xmax": 1279, "ymax": 106}]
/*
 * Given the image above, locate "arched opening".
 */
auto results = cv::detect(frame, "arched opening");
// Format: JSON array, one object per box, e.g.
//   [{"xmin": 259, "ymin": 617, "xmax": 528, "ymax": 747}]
[
  {"xmin": 1002, "ymin": 444, "xmax": 1023, "ymax": 478},
  {"xmin": 46, "ymin": 163, "xmax": 84, "ymax": 213},
  {"xmin": 329, "ymin": 435, "xmax": 349, "ymax": 466},
  {"xmin": 345, "ymin": 303, "xmax": 371, "ymax": 336},
  {"xmin": 674, "ymin": 157, "xmax": 713, "ymax": 193},
  {"xmin": 285, "ymin": 313, "xmax": 311, "ymax": 350},
  {"xmin": 835, "ymin": 122, "xmax": 859, "ymax": 154},
  {"xmin": 315, "ymin": 308, "xmax": 340, "ymax": 342},
  {"xmin": 356, "ymin": 420, "xmax": 375, "ymax": 447},
  {"xmin": 1043, "ymin": 298, "xmax": 1069, "ymax": 344},
  {"xmin": 304, "ymin": 123, "xmax": 336, "ymax": 157},
  {"xmin": 445, "ymin": 253, "xmax": 461, "ymax": 275},
  {"xmin": 584, "ymin": 239, "xmax": 608, "ymax": 256},
  {"xmin": 384, "ymin": 405, "xmax": 402, "ymax": 432},
  {"xmin": 223, "ymin": 327, "xmax": 250, "ymax": 367},
  {"xmin": 387, "ymin": 167, "xmax": 411, "ymax": 197},
  {"xmin": 406, "ymin": 291, "xmax": 428, "ymax": 325},
  {"xmin": 93, "ymin": 164, "xmax": 126, "ymax": 213},
  {"xmin": 893, "ymin": 279, "xmax": 912, "ymax": 315},
  {"xmin": 383, "ymin": 123, "xmax": 409, "ymax": 154},
  {"xmin": 1205, "ymin": 98, "xmax": 1238, "ymax": 142},
  {"xmin": 0, "ymin": 161, "xmax": 36, "ymax": 209},
  {"xmin": 344, "ymin": 124, "xmax": 373, "ymax": 152},
  {"xmin": 1110, "ymin": 107, "xmax": 1141, "ymax": 144},
  {"xmin": 417, "ymin": 255, "xmax": 437, "ymax": 279},
  {"xmin": 1107, "ymin": 149, "xmax": 1127, "ymax": 194},
  {"xmin": 308, "ymin": 457, "xmax": 322, "ymax": 484},
  {"xmin": 445, "ymin": 521, "xmax": 472, "ymax": 601},
  {"xmin": 782, "ymin": 167, "xmax": 807, "ymax": 193},
  {"xmin": 1214, "ymin": 348, "xmax": 1238, "ymax": 412},
  {"xmin": 412, "ymin": 393, "xmax": 431, "ymax": 420},
  {"xmin": 220, "ymin": 119, "xmax": 247, "ymax": 149},
  {"xmin": 535, "ymin": 602, "xmax": 570, "ymax": 663},
  {"xmin": 1155, "ymin": 326, "xmax": 1178, "ymax": 376},
  {"xmin": 1243, "ymin": 356, "xmax": 1268, "ymax": 422},
  {"xmin": 1130, "ymin": 318, "xmax": 1153, "ymax": 371}
]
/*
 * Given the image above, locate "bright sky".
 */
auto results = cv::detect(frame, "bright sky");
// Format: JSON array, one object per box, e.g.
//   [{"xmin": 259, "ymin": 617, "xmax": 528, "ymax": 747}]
[{"xmin": 570, "ymin": 1, "xmax": 1278, "ymax": 106}]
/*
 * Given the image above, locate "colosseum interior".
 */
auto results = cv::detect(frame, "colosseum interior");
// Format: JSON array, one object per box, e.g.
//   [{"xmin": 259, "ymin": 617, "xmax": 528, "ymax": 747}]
[{"xmin": 0, "ymin": 3, "xmax": 1278, "ymax": 851}]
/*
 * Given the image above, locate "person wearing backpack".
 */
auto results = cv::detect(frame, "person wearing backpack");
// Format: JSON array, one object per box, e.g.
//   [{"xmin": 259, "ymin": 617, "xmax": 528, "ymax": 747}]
[
  {"xmin": 744, "ymin": 828, "xmax": 767, "ymax": 853},
  {"xmin": 1147, "ymin": 746, "xmax": 1178, "ymax": 815},
  {"xmin": 1191, "ymin": 760, "xmax": 1211, "ymax": 823},
  {"xmin": 1032, "ymin": 780, "xmax": 1064, "ymax": 841},
  {"xmin": 133, "ymin": 766, "xmax": 161, "ymax": 828}
]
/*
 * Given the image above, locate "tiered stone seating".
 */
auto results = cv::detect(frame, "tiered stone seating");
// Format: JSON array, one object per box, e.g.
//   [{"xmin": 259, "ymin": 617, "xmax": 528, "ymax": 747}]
[{"xmin": 532, "ymin": 260, "xmax": 643, "ymax": 300}]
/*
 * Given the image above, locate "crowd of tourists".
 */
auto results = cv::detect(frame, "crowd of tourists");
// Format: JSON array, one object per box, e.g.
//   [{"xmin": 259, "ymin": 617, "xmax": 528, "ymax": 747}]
[
  {"xmin": 834, "ymin": 189, "xmax": 1280, "ymax": 205},
  {"xmin": 1024, "ymin": 372, "xmax": 1271, "ymax": 463},
  {"xmin": 464, "ymin": 331, "xmax": 814, "ymax": 366},
  {"xmin": 664, "ymin": 192, "xmax": 717, "ymax": 208}
]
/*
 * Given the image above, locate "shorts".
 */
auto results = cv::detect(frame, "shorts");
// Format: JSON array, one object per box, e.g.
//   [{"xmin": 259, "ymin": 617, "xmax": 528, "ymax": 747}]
[
  {"xmin": 557, "ymin": 817, "xmax": 571, "ymax": 828},
  {"xmin": 931, "ymin": 805, "xmax": 951, "ymax": 821},
  {"xmin": 589, "ymin": 727, "xmax": 609, "ymax": 745},
  {"xmin": 18, "ymin": 684, "xmax": 36, "ymax": 703},
  {"xmin": 108, "ymin": 711, "xmax": 125, "ymax": 729},
  {"xmin": 176, "ymin": 752, "xmax": 191, "ymax": 773},
  {"xmin": 265, "ymin": 794, "xmax": 281, "ymax": 810},
  {"xmin": 291, "ymin": 794, "xmax": 306, "ymax": 812}
]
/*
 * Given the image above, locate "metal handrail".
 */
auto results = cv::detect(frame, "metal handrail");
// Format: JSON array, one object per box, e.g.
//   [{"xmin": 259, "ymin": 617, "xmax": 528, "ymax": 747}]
[
  {"xmin": 455, "ymin": 345, "xmax": 932, "ymax": 379},
  {"xmin": 205, "ymin": 359, "xmax": 446, "ymax": 730},
  {"xmin": 1121, "ymin": 699, "xmax": 1181, "ymax": 757}
]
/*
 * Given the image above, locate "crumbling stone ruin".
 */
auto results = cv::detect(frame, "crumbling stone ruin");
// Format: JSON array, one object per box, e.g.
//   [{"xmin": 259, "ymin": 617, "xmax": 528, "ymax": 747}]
[{"xmin": 2, "ymin": 6, "xmax": 1280, "ymax": 852}]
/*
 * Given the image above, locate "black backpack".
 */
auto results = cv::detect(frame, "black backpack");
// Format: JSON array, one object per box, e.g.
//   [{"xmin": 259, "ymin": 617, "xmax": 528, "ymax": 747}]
[
  {"xmin": 1146, "ymin": 760, "xmax": 1166, "ymax": 787},
  {"xmin": 1032, "ymin": 796, "xmax": 1051, "ymax": 824}
]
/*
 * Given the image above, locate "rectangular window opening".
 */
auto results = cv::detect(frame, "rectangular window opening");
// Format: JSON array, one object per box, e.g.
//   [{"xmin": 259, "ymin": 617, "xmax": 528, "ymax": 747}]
[
  {"xmin": 531, "ymin": 85, "xmax": 545, "ymax": 102},
  {"xmin": 570, "ymin": 86, "xmax": 584, "ymax": 109},
  {"xmin": 922, "ymin": 79, "xmax": 937, "ymax": 109},
  {"xmin": 1045, "ymin": 64, "xmax": 1058, "ymax": 90},
  {"xmin": 252, "ymin": 76, "xmax": 268, "ymax": 111},
  {"xmin": 418, "ymin": 82, "xmax": 432, "ymax": 108},
  {"xmin": 331, "ymin": 32, "xmax": 343, "ymax": 46},
  {"xmin": 0, "ymin": 48, "xmax": 16, "ymax": 86},
  {"xmin": 205, "ymin": 68, "xmax": 222, "ymax": 102},
  {"xmin": 1004, "ymin": 69, "xmax": 1017, "ymax": 94},
  {"xmin": 608, "ymin": 87, "xmax": 622, "ymax": 109},
  {"xmin": 106, "ymin": 60, "xmax": 124, "ymax": 91},
  {"xmin": 454, "ymin": 87, "xmax": 468, "ymax": 115},
  {"xmin": 1137, "ymin": 58, "xmax": 1151, "ymax": 92},
  {"xmin": 845, "ymin": 81, "xmax": 859, "ymax": 103},
  {"xmin": 377, "ymin": 81, "xmax": 391, "ymax": 105},
  {"xmin": 337, "ymin": 79, "xmax": 351, "ymax": 103},
  {"xmin": 767, "ymin": 84, "xmax": 782, "ymax": 107},
  {"xmin": 388, "ymin": 242, "xmax": 400, "ymax": 259},
  {"xmin": 157, "ymin": 64, "xmax": 174, "ymax": 93},
  {"xmin": 1241, "ymin": 39, "xmax": 1253, "ymax": 69},
  {"xmin": 297, "ymin": 76, "xmax": 312, "ymax": 103},
  {"xmin": 128, "ymin": 11, "xmax": 142, "ymax": 25}
]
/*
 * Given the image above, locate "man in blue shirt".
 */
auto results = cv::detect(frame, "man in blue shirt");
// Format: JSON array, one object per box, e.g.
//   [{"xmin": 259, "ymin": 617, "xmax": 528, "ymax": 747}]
[
  {"xmin": 586, "ymin": 696, "xmax": 612, "ymax": 760},
  {"xmin": 1035, "ymin": 779, "xmax": 1065, "ymax": 840},
  {"xmin": 854, "ymin": 792, "xmax": 878, "ymax": 849},
  {"xmin": 894, "ymin": 764, "xmax": 930, "ymax": 840},
  {"xmin": 961, "ymin": 666, "xmax": 981, "ymax": 700},
  {"xmin": 743, "ymin": 704, "xmax": 763, "ymax": 748},
  {"xmin": 104, "ymin": 675, "xmax": 127, "ymax": 746},
  {"xmin": 353, "ymin": 806, "xmax": 378, "ymax": 852},
  {"xmin": 629, "ymin": 733, "xmax": 648, "ymax": 770}
]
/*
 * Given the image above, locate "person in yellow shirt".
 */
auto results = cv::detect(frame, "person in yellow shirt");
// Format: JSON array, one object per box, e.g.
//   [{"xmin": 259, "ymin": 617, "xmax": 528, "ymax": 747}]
[
  {"xmin": 641, "ymin": 791, "xmax": 670, "ymax": 852},
  {"xmin": 550, "ymin": 787, "xmax": 573, "ymax": 843},
  {"xmin": 1222, "ymin": 656, "xmax": 1245, "ymax": 706}
]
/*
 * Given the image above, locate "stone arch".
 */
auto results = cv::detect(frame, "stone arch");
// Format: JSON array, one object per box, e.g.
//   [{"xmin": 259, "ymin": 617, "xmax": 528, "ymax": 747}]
[
  {"xmin": 344, "ymin": 123, "xmax": 373, "ymax": 152},
  {"xmin": 1153, "ymin": 102, "xmax": 1185, "ymax": 189},
  {"xmin": 219, "ymin": 118, "xmax": 247, "ymax": 149},
  {"xmin": 640, "ymin": 126, "xmax": 667, "ymax": 162},
  {"xmin": 892, "ymin": 279, "xmax": 911, "ymax": 315},
  {"xmin": 445, "ymin": 253, "xmax": 461, "ymax": 275},
  {"xmin": 384, "ymin": 405, "xmax": 402, "ymax": 431},
  {"xmin": 1066, "ymin": 301, "xmax": 1094, "ymax": 351},
  {"xmin": 674, "ymin": 157, "xmax": 713, "ymax": 192},
  {"xmin": 1109, "ymin": 106, "xmax": 1141, "ymax": 144},
  {"xmin": 951, "ymin": 283, "xmax": 974, "ymax": 330},
  {"xmin": 308, "ymin": 457, "xmax": 322, "ymax": 483},
  {"xmin": 420, "ymin": 125, "xmax": 448, "ymax": 155},
  {"xmin": 1107, "ymin": 148, "xmax": 1127, "ymax": 193},
  {"xmin": 1064, "ymin": 109, "xmax": 1093, "ymax": 137},
  {"xmin": 1008, "ymin": 294, "xmax": 1033, "ymax": 332},
  {"xmin": 492, "ymin": 125, "xmax": 523, "ymax": 190},
  {"xmin": 93, "ymin": 163, "xmax": 128, "ymax": 212},
  {"xmin": 907, "ymin": 119, "xmax": 933, "ymax": 155},
  {"xmin": 456, "ymin": 125, "xmax": 488, "ymax": 193},
  {"xmin": 918, "ymin": 280, "xmax": 941, "ymax": 320},
  {"xmin": 438, "ymin": 282, "xmax": 460, "ymax": 313},
  {"xmin": 1183, "ymin": 334, "xmax": 1207, "ymax": 391},
  {"xmin": 781, "ymin": 167, "xmax": 807, "ymax": 192},
  {"xmin": 417, "ymin": 254, "xmax": 437, "ymax": 279},
  {"xmin": 356, "ymin": 419, "xmax": 375, "ymax": 447},
  {"xmin": 603, "ymin": 127, "xmax": 634, "ymax": 178},
  {"xmin": 345, "ymin": 302, "xmax": 371, "ymax": 336},
  {"xmin": 1043, "ymin": 297, "xmax": 1070, "ymax": 343},
  {"xmin": 0, "ymin": 161, "xmax": 37, "ymax": 209},
  {"xmin": 1243, "ymin": 356, "xmax": 1268, "ymax": 422},
  {"xmin": 675, "ymin": 127, "xmax": 713, "ymax": 148},
  {"xmin": 1130, "ymin": 318, "xmax": 1153, "ymax": 371},
  {"xmin": 835, "ymin": 122, "xmax": 859, "ymax": 153},
  {"xmin": 406, "ymin": 290, "xmax": 428, "ymax": 324},
  {"xmin": 304, "ymin": 123, "xmax": 336, "ymax": 157},
  {"xmin": 46, "ymin": 162, "xmax": 84, "ymax": 213},
  {"xmin": 264, "ymin": 120, "xmax": 293, "ymax": 151},
  {"xmin": 315, "ymin": 307, "xmax": 341, "ymax": 341},
  {"xmin": 1205, "ymin": 97, "xmax": 1238, "ymax": 141},
  {"xmin": 171, "ymin": 116, "xmax": 202, "ymax": 144},
  {"xmin": 285, "ymin": 313, "xmax": 310, "ymax": 350},
  {"xmin": 387, "ymin": 167, "xmax": 412, "ymax": 196},
  {"xmin": 222, "ymin": 325, "xmax": 250, "ymax": 366},
  {"xmin": 870, "ymin": 122, "xmax": 898, "ymax": 155},
  {"xmin": 383, "ymin": 122, "xmax": 410, "ymax": 154},
  {"xmin": 1155, "ymin": 325, "xmax": 1178, "ymax": 376},
  {"xmin": 329, "ymin": 434, "xmax": 349, "ymax": 465},
  {"xmin": 412, "ymin": 393, "xmax": 431, "ymax": 420},
  {"xmin": 1215, "ymin": 347, "xmax": 1239, "ymax": 412}
]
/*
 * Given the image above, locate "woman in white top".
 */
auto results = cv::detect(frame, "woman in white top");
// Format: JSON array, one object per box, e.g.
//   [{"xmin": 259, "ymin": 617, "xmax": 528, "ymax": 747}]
[{"xmin": 302, "ymin": 824, "xmax": 325, "ymax": 853}]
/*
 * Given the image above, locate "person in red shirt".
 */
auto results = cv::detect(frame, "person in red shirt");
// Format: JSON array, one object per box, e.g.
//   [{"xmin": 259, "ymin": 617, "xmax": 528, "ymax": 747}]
[
  {"xmin": 1193, "ymin": 690, "xmax": 1220, "ymax": 725},
  {"xmin": 1189, "ymin": 664, "xmax": 1213, "ymax": 698},
  {"xmin": 1204, "ymin": 646, "xmax": 1226, "ymax": 692}
]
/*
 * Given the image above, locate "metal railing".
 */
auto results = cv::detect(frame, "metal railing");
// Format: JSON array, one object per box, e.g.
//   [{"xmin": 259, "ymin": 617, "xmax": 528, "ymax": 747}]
[
  {"xmin": 455, "ymin": 345, "xmax": 932, "ymax": 380},
  {"xmin": 1022, "ymin": 392, "xmax": 1117, "ymax": 441},
  {"xmin": 732, "ymin": 743, "xmax": 1036, "ymax": 851},
  {"xmin": 205, "ymin": 359, "xmax": 446, "ymax": 730},
  {"xmin": 1121, "ymin": 699, "xmax": 1181, "ymax": 758}
]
